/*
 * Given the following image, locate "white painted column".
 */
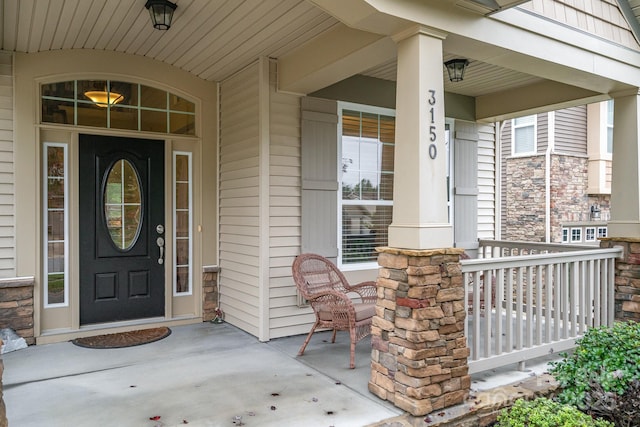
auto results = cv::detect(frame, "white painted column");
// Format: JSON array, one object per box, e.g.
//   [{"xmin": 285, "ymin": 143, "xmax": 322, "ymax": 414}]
[
  {"xmin": 609, "ymin": 90, "xmax": 640, "ymax": 238},
  {"xmin": 388, "ymin": 26, "xmax": 453, "ymax": 249}
]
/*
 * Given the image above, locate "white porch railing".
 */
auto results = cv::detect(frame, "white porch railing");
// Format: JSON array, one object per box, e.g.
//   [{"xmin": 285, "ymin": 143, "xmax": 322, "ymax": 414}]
[{"xmin": 461, "ymin": 240, "xmax": 623, "ymax": 374}]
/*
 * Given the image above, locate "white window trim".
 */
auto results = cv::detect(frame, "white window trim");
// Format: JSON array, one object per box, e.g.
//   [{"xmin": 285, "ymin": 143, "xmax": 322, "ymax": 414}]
[
  {"xmin": 571, "ymin": 227, "xmax": 582, "ymax": 243},
  {"xmin": 337, "ymin": 101, "xmax": 395, "ymax": 270},
  {"xmin": 585, "ymin": 227, "xmax": 596, "ymax": 242},
  {"xmin": 597, "ymin": 226, "xmax": 608, "ymax": 238},
  {"xmin": 43, "ymin": 142, "xmax": 69, "ymax": 308},
  {"xmin": 173, "ymin": 151, "xmax": 193, "ymax": 296},
  {"xmin": 511, "ymin": 115, "xmax": 537, "ymax": 156}
]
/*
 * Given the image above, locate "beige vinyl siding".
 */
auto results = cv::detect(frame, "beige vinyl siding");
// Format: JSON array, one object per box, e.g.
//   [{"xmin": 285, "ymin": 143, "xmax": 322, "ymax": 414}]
[
  {"xmin": 219, "ymin": 63, "xmax": 261, "ymax": 336},
  {"xmin": 0, "ymin": 52, "xmax": 15, "ymax": 276},
  {"xmin": 477, "ymin": 122, "xmax": 496, "ymax": 240},
  {"xmin": 520, "ymin": 0, "xmax": 640, "ymax": 49},
  {"xmin": 555, "ymin": 106, "xmax": 588, "ymax": 156},
  {"xmin": 267, "ymin": 62, "xmax": 313, "ymax": 338}
]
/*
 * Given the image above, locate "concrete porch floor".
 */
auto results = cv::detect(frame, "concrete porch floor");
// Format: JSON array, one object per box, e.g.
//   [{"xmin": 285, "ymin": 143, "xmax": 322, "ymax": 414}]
[{"xmin": 2, "ymin": 322, "xmax": 558, "ymax": 426}]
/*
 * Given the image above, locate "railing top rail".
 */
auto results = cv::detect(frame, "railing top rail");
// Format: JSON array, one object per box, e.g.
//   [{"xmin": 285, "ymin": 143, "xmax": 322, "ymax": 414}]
[
  {"xmin": 461, "ymin": 246, "xmax": 622, "ymax": 271},
  {"xmin": 478, "ymin": 239, "xmax": 596, "ymax": 252}
]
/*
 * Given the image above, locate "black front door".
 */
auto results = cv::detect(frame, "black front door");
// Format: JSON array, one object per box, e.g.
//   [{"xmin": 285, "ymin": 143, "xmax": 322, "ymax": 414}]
[{"xmin": 79, "ymin": 134, "xmax": 165, "ymax": 325}]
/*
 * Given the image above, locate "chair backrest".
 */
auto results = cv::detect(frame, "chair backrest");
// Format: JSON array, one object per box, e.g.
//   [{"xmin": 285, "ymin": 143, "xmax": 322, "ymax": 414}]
[{"xmin": 292, "ymin": 253, "xmax": 349, "ymax": 300}]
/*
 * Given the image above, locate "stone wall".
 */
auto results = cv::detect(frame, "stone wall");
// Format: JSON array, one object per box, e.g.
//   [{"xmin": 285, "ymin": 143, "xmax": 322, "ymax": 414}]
[
  {"xmin": 0, "ymin": 277, "xmax": 35, "ymax": 344},
  {"xmin": 505, "ymin": 154, "xmax": 589, "ymax": 243},
  {"xmin": 202, "ymin": 267, "xmax": 220, "ymax": 322},
  {"xmin": 0, "ymin": 352, "xmax": 6, "ymax": 427},
  {"xmin": 369, "ymin": 247, "xmax": 470, "ymax": 416},
  {"xmin": 600, "ymin": 238, "xmax": 640, "ymax": 322}
]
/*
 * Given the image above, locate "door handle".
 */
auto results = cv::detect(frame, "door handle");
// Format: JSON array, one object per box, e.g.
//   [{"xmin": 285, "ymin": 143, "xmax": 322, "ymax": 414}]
[{"xmin": 157, "ymin": 237, "xmax": 165, "ymax": 264}]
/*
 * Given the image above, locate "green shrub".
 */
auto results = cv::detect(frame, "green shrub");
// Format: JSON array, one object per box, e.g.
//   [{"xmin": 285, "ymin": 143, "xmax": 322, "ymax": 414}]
[
  {"xmin": 549, "ymin": 321, "xmax": 640, "ymax": 409},
  {"xmin": 496, "ymin": 397, "xmax": 613, "ymax": 427}
]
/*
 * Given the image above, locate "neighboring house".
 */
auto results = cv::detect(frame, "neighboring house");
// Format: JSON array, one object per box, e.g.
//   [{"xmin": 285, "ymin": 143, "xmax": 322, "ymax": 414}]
[
  {"xmin": 499, "ymin": 101, "xmax": 613, "ymax": 244},
  {"xmin": 0, "ymin": 0, "xmax": 638, "ymax": 348}
]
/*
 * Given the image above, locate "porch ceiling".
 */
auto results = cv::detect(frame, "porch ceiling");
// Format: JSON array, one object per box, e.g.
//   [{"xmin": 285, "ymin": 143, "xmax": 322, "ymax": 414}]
[
  {"xmin": 0, "ymin": 0, "xmax": 546, "ymax": 97},
  {"xmin": 0, "ymin": 0, "xmax": 632, "ymax": 119}
]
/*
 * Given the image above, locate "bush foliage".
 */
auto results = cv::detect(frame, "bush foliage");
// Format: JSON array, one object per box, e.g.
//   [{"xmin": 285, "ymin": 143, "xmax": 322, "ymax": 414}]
[
  {"xmin": 548, "ymin": 321, "xmax": 640, "ymax": 426},
  {"xmin": 496, "ymin": 397, "xmax": 613, "ymax": 427}
]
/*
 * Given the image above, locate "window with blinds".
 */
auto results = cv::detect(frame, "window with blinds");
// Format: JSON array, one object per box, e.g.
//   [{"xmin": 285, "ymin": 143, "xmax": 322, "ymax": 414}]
[
  {"xmin": 512, "ymin": 115, "xmax": 536, "ymax": 155},
  {"xmin": 606, "ymin": 100, "xmax": 614, "ymax": 154},
  {"xmin": 340, "ymin": 105, "xmax": 395, "ymax": 265}
]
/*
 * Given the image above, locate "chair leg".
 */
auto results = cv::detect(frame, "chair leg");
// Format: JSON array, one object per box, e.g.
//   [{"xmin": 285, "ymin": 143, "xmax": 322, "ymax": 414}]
[
  {"xmin": 331, "ymin": 328, "xmax": 337, "ymax": 343},
  {"xmin": 349, "ymin": 327, "xmax": 356, "ymax": 369},
  {"xmin": 298, "ymin": 320, "xmax": 319, "ymax": 356}
]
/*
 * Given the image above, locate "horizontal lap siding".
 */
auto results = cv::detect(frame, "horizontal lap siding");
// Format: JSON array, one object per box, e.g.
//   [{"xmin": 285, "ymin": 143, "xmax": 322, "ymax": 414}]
[
  {"xmin": 219, "ymin": 63, "xmax": 261, "ymax": 337},
  {"xmin": 555, "ymin": 106, "xmax": 587, "ymax": 156},
  {"xmin": 268, "ymin": 63, "xmax": 311, "ymax": 338},
  {"xmin": 0, "ymin": 52, "xmax": 14, "ymax": 277}
]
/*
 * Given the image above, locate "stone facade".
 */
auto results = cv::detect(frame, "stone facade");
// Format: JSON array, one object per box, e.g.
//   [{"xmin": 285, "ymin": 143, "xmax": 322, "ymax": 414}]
[
  {"xmin": 505, "ymin": 154, "xmax": 600, "ymax": 243},
  {"xmin": 0, "ymin": 353, "xmax": 6, "ymax": 427},
  {"xmin": 0, "ymin": 278, "xmax": 35, "ymax": 345},
  {"xmin": 369, "ymin": 247, "xmax": 470, "ymax": 416},
  {"xmin": 202, "ymin": 267, "xmax": 220, "ymax": 322},
  {"xmin": 600, "ymin": 238, "xmax": 640, "ymax": 322}
]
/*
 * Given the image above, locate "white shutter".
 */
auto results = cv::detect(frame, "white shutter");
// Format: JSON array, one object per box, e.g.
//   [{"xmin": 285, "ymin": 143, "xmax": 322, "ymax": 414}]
[
  {"xmin": 301, "ymin": 97, "xmax": 338, "ymax": 259},
  {"xmin": 454, "ymin": 122, "xmax": 479, "ymax": 256}
]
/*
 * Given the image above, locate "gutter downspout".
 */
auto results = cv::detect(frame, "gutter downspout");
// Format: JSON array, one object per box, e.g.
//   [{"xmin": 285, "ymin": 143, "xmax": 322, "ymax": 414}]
[
  {"xmin": 545, "ymin": 112, "xmax": 555, "ymax": 243},
  {"xmin": 495, "ymin": 120, "xmax": 506, "ymax": 241}
]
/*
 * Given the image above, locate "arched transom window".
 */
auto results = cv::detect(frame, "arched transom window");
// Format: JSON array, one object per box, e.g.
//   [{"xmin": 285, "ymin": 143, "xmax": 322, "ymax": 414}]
[{"xmin": 41, "ymin": 80, "xmax": 196, "ymax": 136}]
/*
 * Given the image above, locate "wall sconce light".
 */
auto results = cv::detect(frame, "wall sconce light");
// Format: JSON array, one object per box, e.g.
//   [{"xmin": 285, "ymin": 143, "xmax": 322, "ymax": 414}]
[
  {"xmin": 444, "ymin": 59, "xmax": 469, "ymax": 82},
  {"xmin": 145, "ymin": 0, "xmax": 177, "ymax": 30},
  {"xmin": 590, "ymin": 204, "xmax": 601, "ymax": 221}
]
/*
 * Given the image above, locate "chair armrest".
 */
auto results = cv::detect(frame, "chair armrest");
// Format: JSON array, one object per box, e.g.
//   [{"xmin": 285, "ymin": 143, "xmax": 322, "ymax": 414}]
[{"xmin": 348, "ymin": 281, "xmax": 377, "ymax": 304}]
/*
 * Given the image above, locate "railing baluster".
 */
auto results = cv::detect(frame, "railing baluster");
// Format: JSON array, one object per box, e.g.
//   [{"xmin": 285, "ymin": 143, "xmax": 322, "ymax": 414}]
[
  {"xmin": 536, "ymin": 265, "xmax": 543, "ymax": 345},
  {"xmin": 483, "ymin": 268, "xmax": 492, "ymax": 358},
  {"xmin": 515, "ymin": 267, "xmax": 523, "ymax": 351},
  {"xmin": 495, "ymin": 268, "xmax": 504, "ymax": 355},
  {"xmin": 570, "ymin": 261, "xmax": 578, "ymax": 337},
  {"xmin": 473, "ymin": 271, "xmax": 481, "ymax": 359},
  {"xmin": 593, "ymin": 259, "xmax": 601, "ymax": 328},
  {"xmin": 526, "ymin": 265, "xmax": 533, "ymax": 348},
  {"xmin": 545, "ymin": 264, "xmax": 552, "ymax": 343},
  {"xmin": 607, "ymin": 258, "xmax": 615, "ymax": 325},
  {"xmin": 506, "ymin": 267, "xmax": 513, "ymax": 353},
  {"xmin": 562, "ymin": 262, "xmax": 569, "ymax": 340}
]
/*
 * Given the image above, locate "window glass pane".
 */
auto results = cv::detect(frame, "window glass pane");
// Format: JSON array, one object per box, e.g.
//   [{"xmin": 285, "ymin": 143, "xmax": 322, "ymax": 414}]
[
  {"xmin": 47, "ymin": 179, "xmax": 64, "ymax": 208},
  {"xmin": 379, "ymin": 172, "xmax": 394, "ymax": 200},
  {"xmin": 42, "ymin": 81, "xmax": 74, "ymax": 99},
  {"xmin": 141, "ymin": 109, "xmax": 167, "ymax": 133},
  {"xmin": 140, "ymin": 85, "xmax": 166, "ymax": 109},
  {"xmin": 48, "ymin": 211, "xmax": 65, "ymax": 241},
  {"xmin": 514, "ymin": 126, "xmax": 534, "ymax": 153},
  {"xmin": 111, "ymin": 81, "xmax": 138, "ymax": 107},
  {"xmin": 104, "ymin": 160, "xmax": 142, "ymax": 250},
  {"xmin": 111, "ymin": 106, "xmax": 138, "ymax": 131},
  {"xmin": 176, "ymin": 211, "xmax": 189, "ymax": 238},
  {"xmin": 342, "ymin": 204, "xmax": 392, "ymax": 264},
  {"xmin": 77, "ymin": 102, "xmax": 107, "ymax": 128},
  {"xmin": 514, "ymin": 115, "xmax": 535, "ymax": 126},
  {"xmin": 342, "ymin": 111, "xmax": 361, "ymax": 137},
  {"xmin": 47, "ymin": 273, "xmax": 65, "ymax": 305},
  {"xmin": 169, "ymin": 94, "xmax": 195, "ymax": 113},
  {"xmin": 170, "ymin": 112, "xmax": 196, "ymax": 135},
  {"xmin": 176, "ymin": 239, "xmax": 189, "ymax": 265},
  {"xmin": 42, "ymin": 99, "xmax": 74, "ymax": 124},
  {"xmin": 176, "ymin": 182, "xmax": 189, "ymax": 209},
  {"xmin": 176, "ymin": 267, "xmax": 189, "ymax": 293},
  {"xmin": 175, "ymin": 155, "xmax": 189, "ymax": 181},
  {"xmin": 48, "ymin": 242, "xmax": 65, "ymax": 272},
  {"xmin": 361, "ymin": 112, "xmax": 379, "ymax": 139},
  {"xmin": 41, "ymin": 80, "xmax": 196, "ymax": 135}
]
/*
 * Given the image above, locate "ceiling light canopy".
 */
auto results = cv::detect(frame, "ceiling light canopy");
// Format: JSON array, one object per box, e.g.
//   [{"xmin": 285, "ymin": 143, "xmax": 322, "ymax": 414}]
[{"xmin": 145, "ymin": 0, "xmax": 177, "ymax": 30}]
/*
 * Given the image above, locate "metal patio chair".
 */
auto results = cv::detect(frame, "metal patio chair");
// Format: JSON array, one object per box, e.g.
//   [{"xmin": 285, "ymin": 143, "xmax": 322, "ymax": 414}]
[{"xmin": 292, "ymin": 253, "xmax": 377, "ymax": 369}]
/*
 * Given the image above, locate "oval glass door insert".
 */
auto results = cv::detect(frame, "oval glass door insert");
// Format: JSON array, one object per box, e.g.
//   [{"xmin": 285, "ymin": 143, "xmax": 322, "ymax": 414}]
[{"xmin": 104, "ymin": 159, "xmax": 142, "ymax": 250}]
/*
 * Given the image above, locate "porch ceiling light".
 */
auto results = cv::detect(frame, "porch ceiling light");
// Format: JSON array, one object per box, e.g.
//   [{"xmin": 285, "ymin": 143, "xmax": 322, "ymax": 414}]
[
  {"xmin": 145, "ymin": 0, "xmax": 177, "ymax": 30},
  {"xmin": 444, "ymin": 59, "xmax": 469, "ymax": 82},
  {"xmin": 84, "ymin": 90, "xmax": 124, "ymax": 108}
]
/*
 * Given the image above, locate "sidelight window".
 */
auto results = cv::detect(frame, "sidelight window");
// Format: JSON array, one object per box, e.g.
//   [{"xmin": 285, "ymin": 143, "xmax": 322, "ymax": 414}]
[
  {"xmin": 43, "ymin": 143, "xmax": 68, "ymax": 307},
  {"xmin": 174, "ymin": 152, "xmax": 192, "ymax": 295}
]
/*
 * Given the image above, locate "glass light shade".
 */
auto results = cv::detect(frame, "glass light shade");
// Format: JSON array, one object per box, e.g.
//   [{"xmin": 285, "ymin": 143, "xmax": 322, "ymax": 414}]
[
  {"xmin": 145, "ymin": 0, "xmax": 177, "ymax": 30},
  {"xmin": 84, "ymin": 91, "xmax": 124, "ymax": 108},
  {"xmin": 444, "ymin": 59, "xmax": 469, "ymax": 82}
]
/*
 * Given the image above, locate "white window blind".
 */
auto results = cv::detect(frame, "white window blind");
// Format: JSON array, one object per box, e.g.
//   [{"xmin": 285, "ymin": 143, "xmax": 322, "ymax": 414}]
[{"xmin": 512, "ymin": 115, "xmax": 536, "ymax": 155}]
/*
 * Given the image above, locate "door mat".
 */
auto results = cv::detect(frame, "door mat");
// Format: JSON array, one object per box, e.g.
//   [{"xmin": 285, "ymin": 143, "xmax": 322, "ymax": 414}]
[{"xmin": 71, "ymin": 327, "xmax": 171, "ymax": 349}]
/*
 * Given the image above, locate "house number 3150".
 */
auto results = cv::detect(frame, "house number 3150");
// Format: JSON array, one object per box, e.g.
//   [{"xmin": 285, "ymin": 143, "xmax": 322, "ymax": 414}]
[{"xmin": 428, "ymin": 89, "xmax": 437, "ymax": 159}]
